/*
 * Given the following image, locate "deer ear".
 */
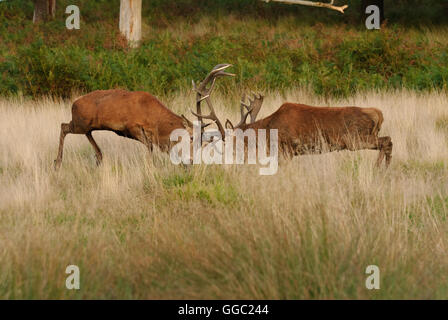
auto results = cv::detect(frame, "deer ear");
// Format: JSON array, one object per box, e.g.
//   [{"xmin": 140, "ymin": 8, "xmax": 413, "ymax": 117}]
[
  {"xmin": 181, "ymin": 114, "xmax": 193, "ymax": 128},
  {"xmin": 225, "ymin": 119, "xmax": 234, "ymax": 130}
]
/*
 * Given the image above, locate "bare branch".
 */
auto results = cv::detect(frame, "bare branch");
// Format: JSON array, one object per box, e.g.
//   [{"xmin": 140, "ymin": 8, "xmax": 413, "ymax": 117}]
[{"xmin": 262, "ymin": 0, "xmax": 348, "ymax": 14}]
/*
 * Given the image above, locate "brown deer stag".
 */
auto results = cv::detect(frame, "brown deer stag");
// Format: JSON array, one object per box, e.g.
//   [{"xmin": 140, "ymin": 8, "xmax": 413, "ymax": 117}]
[
  {"xmin": 54, "ymin": 64, "xmax": 233, "ymax": 170},
  {"xmin": 225, "ymin": 96, "xmax": 393, "ymax": 167}
]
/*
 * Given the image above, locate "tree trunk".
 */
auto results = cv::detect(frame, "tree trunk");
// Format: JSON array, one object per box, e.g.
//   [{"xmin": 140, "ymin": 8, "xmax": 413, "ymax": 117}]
[
  {"xmin": 33, "ymin": 0, "xmax": 56, "ymax": 23},
  {"xmin": 361, "ymin": 0, "xmax": 384, "ymax": 24},
  {"xmin": 119, "ymin": 0, "xmax": 142, "ymax": 48},
  {"xmin": 49, "ymin": 0, "xmax": 56, "ymax": 18}
]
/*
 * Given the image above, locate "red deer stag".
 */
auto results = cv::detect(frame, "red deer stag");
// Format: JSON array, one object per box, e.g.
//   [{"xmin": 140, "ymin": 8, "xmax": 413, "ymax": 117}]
[
  {"xmin": 54, "ymin": 64, "xmax": 233, "ymax": 170},
  {"xmin": 225, "ymin": 96, "xmax": 393, "ymax": 167}
]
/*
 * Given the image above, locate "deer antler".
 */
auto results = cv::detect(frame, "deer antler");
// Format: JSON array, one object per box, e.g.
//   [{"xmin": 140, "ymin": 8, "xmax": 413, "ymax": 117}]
[
  {"xmin": 227, "ymin": 93, "xmax": 254, "ymax": 129},
  {"xmin": 191, "ymin": 64, "xmax": 235, "ymax": 138},
  {"xmin": 181, "ymin": 114, "xmax": 212, "ymax": 129},
  {"xmin": 227, "ymin": 93, "xmax": 264, "ymax": 129},
  {"xmin": 247, "ymin": 93, "xmax": 264, "ymax": 124}
]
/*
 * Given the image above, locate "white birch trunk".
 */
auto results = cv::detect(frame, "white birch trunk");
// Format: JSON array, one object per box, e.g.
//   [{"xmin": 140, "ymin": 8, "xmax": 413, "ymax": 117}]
[{"xmin": 119, "ymin": 0, "xmax": 142, "ymax": 48}]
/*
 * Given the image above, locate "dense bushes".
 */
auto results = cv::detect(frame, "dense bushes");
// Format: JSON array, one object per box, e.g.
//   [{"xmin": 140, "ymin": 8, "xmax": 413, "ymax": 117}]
[{"xmin": 0, "ymin": 0, "xmax": 447, "ymax": 98}]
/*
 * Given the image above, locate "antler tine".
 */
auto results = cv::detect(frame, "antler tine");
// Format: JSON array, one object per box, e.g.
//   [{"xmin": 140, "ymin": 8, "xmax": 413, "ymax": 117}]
[
  {"xmin": 234, "ymin": 107, "xmax": 253, "ymax": 129},
  {"xmin": 240, "ymin": 93, "xmax": 250, "ymax": 111},
  {"xmin": 250, "ymin": 92, "xmax": 263, "ymax": 101},
  {"xmin": 192, "ymin": 64, "xmax": 234, "ymax": 137},
  {"xmin": 247, "ymin": 92, "xmax": 264, "ymax": 124},
  {"xmin": 209, "ymin": 63, "xmax": 235, "ymax": 78},
  {"xmin": 201, "ymin": 122, "xmax": 213, "ymax": 129},
  {"xmin": 198, "ymin": 64, "xmax": 235, "ymax": 93},
  {"xmin": 190, "ymin": 109, "xmax": 217, "ymax": 121},
  {"xmin": 208, "ymin": 77, "xmax": 217, "ymax": 95},
  {"xmin": 190, "ymin": 96, "xmax": 226, "ymax": 138},
  {"xmin": 240, "ymin": 100, "xmax": 245, "ymax": 121},
  {"xmin": 231, "ymin": 93, "xmax": 253, "ymax": 129}
]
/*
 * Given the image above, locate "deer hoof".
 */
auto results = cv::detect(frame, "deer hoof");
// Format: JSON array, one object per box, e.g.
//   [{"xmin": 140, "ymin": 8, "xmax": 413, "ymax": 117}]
[
  {"xmin": 95, "ymin": 156, "xmax": 103, "ymax": 166},
  {"xmin": 54, "ymin": 160, "xmax": 61, "ymax": 171}
]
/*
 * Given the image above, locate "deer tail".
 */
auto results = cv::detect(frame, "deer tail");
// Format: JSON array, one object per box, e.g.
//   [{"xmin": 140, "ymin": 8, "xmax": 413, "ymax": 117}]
[
  {"xmin": 363, "ymin": 108, "xmax": 384, "ymax": 136},
  {"xmin": 372, "ymin": 109, "xmax": 384, "ymax": 136}
]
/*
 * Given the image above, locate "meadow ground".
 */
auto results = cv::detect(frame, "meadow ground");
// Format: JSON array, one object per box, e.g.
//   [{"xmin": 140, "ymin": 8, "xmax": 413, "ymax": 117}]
[{"xmin": 0, "ymin": 89, "xmax": 448, "ymax": 299}]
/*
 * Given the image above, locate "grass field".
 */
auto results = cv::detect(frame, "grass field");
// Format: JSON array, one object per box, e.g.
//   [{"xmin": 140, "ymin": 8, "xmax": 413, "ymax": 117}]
[{"xmin": 1, "ymin": 89, "xmax": 448, "ymax": 299}]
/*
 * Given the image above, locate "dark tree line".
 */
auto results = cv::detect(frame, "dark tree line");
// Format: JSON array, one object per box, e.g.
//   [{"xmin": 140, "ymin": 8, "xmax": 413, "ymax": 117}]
[
  {"xmin": 31, "ymin": 1, "xmax": 386, "ymax": 23},
  {"xmin": 30, "ymin": 1, "xmax": 386, "ymax": 28}
]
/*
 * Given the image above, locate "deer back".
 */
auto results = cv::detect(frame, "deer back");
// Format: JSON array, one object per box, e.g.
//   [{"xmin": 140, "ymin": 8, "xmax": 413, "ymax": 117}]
[
  {"xmin": 248, "ymin": 103, "xmax": 382, "ymax": 136},
  {"xmin": 71, "ymin": 89, "xmax": 187, "ymax": 143}
]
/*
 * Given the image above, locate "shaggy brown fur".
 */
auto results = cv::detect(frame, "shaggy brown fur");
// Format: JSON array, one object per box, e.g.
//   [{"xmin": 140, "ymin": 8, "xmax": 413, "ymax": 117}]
[
  {"xmin": 54, "ymin": 89, "xmax": 191, "ymax": 170},
  {"xmin": 237, "ymin": 103, "xmax": 393, "ymax": 167}
]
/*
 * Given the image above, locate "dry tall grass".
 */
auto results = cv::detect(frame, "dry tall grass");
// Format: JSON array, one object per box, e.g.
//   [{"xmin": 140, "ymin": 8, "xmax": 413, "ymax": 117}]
[{"xmin": 0, "ymin": 89, "xmax": 448, "ymax": 299}]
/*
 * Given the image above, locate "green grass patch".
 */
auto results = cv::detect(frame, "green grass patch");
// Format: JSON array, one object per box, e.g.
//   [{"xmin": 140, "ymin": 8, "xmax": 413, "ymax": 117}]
[
  {"xmin": 427, "ymin": 195, "xmax": 448, "ymax": 220},
  {"xmin": 400, "ymin": 160, "xmax": 446, "ymax": 176},
  {"xmin": 158, "ymin": 167, "xmax": 241, "ymax": 207},
  {"xmin": 436, "ymin": 116, "xmax": 448, "ymax": 133}
]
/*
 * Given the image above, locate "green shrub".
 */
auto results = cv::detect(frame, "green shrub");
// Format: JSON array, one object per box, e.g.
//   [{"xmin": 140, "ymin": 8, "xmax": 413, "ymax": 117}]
[{"xmin": 0, "ymin": 0, "xmax": 447, "ymax": 98}]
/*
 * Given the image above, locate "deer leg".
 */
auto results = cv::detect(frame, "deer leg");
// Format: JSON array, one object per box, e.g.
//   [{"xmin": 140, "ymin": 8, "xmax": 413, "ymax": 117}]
[
  {"xmin": 377, "ymin": 136, "xmax": 393, "ymax": 168},
  {"xmin": 344, "ymin": 135, "xmax": 392, "ymax": 168},
  {"xmin": 354, "ymin": 135, "xmax": 392, "ymax": 168},
  {"xmin": 86, "ymin": 131, "xmax": 103, "ymax": 165},
  {"xmin": 130, "ymin": 127, "xmax": 154, "ymax": 153},
  {"xmin": 140, "ymin": 128, "xmax": 154, "ymax": 153},
  {"xmin": 279, "ymin": 141, "xmax": 294, "ymax": 160},
  {"xmin": 54, "ymin": 123, "xmax": 72, "ymax": 170}
]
